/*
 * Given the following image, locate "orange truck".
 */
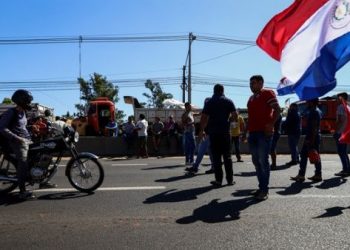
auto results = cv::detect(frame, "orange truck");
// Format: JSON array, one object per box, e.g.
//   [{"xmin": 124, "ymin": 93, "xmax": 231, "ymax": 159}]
[{"xmin": 73, "ymin": 97, "xmax": 116, "ymax": 136}]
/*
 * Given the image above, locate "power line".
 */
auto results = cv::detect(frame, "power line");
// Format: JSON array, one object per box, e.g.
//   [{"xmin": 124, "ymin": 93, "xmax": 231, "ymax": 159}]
[{"xmin": 0, "ymin": 34, "xmax": 256, "ymax": 46}]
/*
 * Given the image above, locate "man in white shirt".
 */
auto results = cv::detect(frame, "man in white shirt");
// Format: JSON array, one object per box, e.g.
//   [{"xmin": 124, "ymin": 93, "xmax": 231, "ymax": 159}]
[{"xmin": 135, "ymin": 114, "xmax": 149, "ymax": 158}]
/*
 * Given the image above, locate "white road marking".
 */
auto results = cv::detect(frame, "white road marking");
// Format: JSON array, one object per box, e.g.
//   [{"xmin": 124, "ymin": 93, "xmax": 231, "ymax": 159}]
[
  {"xmin": 111, "ymin": 163, "xmax": 148, "ymax": 166},
  {"xmin": 33, "ymin": 186, "xmax": 166, "ymax": 192},
  {"xmin": 57, "ymin": 163, "xmax": 149, "ymax": 167}
]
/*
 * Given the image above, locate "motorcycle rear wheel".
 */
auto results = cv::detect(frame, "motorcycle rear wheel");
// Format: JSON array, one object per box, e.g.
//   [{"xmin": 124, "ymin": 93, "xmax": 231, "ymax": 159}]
[
  {"xmin": 0, "ymin": 155, "xmax": 18, "ymax": 194},
  {"xmin": 66, "ymin": 156, "xmax": 104, "ymax": 193}
]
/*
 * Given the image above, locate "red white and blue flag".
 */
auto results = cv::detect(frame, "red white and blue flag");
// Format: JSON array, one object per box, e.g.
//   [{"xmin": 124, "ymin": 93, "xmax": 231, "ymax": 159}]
[{"xmin": 257, "ymin": 0, "xmax": 350, "ymax": 101}]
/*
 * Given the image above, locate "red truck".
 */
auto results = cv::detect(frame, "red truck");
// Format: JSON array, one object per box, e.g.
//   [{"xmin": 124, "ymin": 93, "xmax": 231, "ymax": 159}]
[{"xmin": 73, "ymin": 97, "xmax": 116, "ymax": 136}]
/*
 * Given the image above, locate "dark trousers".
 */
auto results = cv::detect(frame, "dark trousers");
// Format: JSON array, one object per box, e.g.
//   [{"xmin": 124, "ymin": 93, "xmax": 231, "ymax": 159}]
[
  {"xmin": 209, "ymin": 133, "xmax": 233, "ymax": 184},
  {"xmin": 298, "ymin": 136, "xmax": 322, "ymax": 176},
  {"xmin": 137, "ymin": 136, "xmax": 148, "ymax": 157},
  {"xmin": 334, "ymin": 133, "xmax": 350, "ymax": 172},
  {"xmin": 231, "ymin": 136, "xmax": 241, "ymax": 160}
]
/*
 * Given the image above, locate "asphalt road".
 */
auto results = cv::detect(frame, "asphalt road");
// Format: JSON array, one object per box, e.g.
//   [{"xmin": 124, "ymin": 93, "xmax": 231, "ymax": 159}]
[{"xmin": 1, "ymin": 154, "xmax": 350, "ymax": 249}]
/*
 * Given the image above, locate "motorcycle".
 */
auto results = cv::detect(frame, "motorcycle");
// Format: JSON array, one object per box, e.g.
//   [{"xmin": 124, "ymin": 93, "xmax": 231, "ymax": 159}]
[{"xmin": 0, "ymin": 126, "xmax": 104, "ymax": 194}]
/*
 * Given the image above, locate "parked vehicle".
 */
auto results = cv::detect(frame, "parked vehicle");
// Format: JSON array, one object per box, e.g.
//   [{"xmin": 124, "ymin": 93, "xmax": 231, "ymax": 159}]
[
  {"xmin": 0, "ymin": 125, "xmax": 104, "ymax": 194},
  {"xmin": 124, "ymin": 95, "xmax": 202, "ymax": 123},
  {"xmin": 72, "ymin": 97, "xmax": 116, "ymax": 136}
]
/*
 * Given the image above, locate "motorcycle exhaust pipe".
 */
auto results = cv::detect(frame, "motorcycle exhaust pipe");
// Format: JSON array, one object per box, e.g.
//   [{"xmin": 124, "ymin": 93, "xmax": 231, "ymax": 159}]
[{"xmin": 0, "ymin": 176, "xmax": 17, "ymax": 182}]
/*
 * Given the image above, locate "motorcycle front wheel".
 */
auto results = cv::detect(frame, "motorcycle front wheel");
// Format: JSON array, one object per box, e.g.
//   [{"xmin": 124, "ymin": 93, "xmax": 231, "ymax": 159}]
[
  {"xmin": 66, "ymin": 156, "xmax": 104, "ymax": 193},
  {"xmin": 0, "ymin": 154, "xmax": 18, "ymax": 194}
]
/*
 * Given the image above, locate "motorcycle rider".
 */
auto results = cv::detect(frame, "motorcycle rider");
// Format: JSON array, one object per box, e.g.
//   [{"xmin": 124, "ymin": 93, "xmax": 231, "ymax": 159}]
[{"xmin": 0, "ymin": 90, "xmax": 56, "ymax": 199}]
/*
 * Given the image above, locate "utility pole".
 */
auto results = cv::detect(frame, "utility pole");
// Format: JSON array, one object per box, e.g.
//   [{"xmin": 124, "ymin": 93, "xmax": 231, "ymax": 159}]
[
  {"xmin": 79, "ymin": 35, "xmax": 83, "ymax": 78},
  {"xmin": 182, "ymin": 65, "xmax": 186, "ymax": 103},
  {"xmin": 188, "ymin": 32, "xmax": 196, "ymax": 103}
]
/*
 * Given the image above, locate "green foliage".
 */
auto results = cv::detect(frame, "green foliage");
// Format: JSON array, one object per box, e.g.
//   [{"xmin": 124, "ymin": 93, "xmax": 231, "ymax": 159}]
[
  {"xmin": 115, "ymin": 110, "xmax": 126, "ymax": 123},
  {"xmin": 2, "ymin": 97, "xmax": 12, "ymax": 104},
  {"xmin": 142, "ymin": 79, "xmax": 173, "ymax": 108},
  {"xmin": 76, "ymin": 72, "xmax": 119, "ymax": 115}
]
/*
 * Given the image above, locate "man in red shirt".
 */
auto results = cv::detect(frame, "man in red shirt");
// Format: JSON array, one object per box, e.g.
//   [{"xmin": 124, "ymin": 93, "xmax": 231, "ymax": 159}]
[{"xmin": 244, "ymin": 75, "xmax": 281, "ymax": 200}]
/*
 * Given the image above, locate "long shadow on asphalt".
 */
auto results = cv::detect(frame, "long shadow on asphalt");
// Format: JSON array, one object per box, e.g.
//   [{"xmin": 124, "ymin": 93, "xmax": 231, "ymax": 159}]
[
  {"xmin": 0, "ymin": 191, "xmax": 93, "ymax": 206},
  {"xmin": 37, "ymin": 192, "xmax": 93, "ymax": 200},
  {"xmin": 142, "ymin": 165, "xmax": 185, "ymax": 170},
  {"xmin": 271, "ymin": 164, "xmax": 292, "ymax": 171},
  {"xmin": 315, "ymin": 176, "xmax": 347, "ymax": 189},
  {"xmin": 234, "ymin": 171, "xmax": 256, "ymax": 177},
  {"xmin": 0, "ymin": 193, "xmax": 27, "ymax": 206},
  {"xmin": 155, "ymin": 173, "xmax": 205, "ymax": 182},
  {"xmin": 231, "ymin": 189, "xmax": 257, "ymax": 197},
  {"xmin": 276, "ymin": 181, "xmax": 313, "ymax": 195},
  {"xmin": 314, "ymin": 206, "xmax": 350, "ymax": 219},
  {"xmin": 144, "ymin": 186, "xmax": 214, "ymax": 203},
  {"xmin": 176, "ymin": 197, "xmax": 261, "ymax": 223}
]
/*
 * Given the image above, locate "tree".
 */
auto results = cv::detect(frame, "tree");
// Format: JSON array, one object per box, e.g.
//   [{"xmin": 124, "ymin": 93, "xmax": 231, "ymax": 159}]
[
  {"xmin": 78, "ymin": 72, "xmax": 119, "ymax": 103},
  {"xmin": 142, "ymin": 79, "xmax": 173, "ymax": 108},
  {"xmin": 76, "ymin": 72, "xmax": 125, "ymax": 119},
  {"xmin": 2, "ymin": 98, "xmax": 12, "ymax": 104}
]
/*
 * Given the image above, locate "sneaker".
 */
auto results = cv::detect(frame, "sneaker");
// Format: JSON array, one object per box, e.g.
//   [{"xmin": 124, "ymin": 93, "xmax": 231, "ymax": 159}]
[
  {"xmin": 205, "ymin": 169, "xmax": 215, "ymax": 174},
  {"xmin": 18, "ymin": 191, "xmax": 36, "ymax": 200},
  {"xmin": 307, "ymin": 175, "xmax": 322, "ymax": 182},
  {"xmin": 185, "ymin": 166, "xmax": 198, "ymax": 173},
  {"xmin": 210, "ymin": 180, "xmax": 222, "ymax": 188},
  {"xmin": 237, "ymin": 159, "xmax": 244, "ymax": 162},
  {"xmin": 39, "ymin": 182, "xmax": 58, "ymax": 189},
  {"xmin": 255, "ymin": 192, "xmax": 268, "ymax": 201},
  {"xmin": 290, "ymin": 175, "xmax": 305, "ymax": 182},
  {"xmin": 334, "ymin": 171, "xmax": 350, "ymax": 177},
  {"xmin": 270, "ymin": 164, "xmax": 277, "ymax": 170}
]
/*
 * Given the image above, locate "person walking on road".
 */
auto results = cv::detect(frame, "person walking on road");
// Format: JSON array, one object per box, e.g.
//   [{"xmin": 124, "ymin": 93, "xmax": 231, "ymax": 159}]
[
  {"xmin": 334, "ymin": 92, "xmax": 350, "ymax": 177},
  {"xmin": 182, "ymin": 102, "xmax": 196, "ymax": 165},
  {"xmin": 291, "ymin": 98, "xmax": 323, "ymax": 183},
  {"xmin": 230, "ymin": 110, "xmax": 245, "ymax": 162},
  {"xmin": 270, "ymin": 114, "xmax": 282, "ymax": 170},
  {"xmin": 185, "ymin": 98, "xmax": 214, "ymax": 174},
  {"xmin": 284, "ymin": 103, "xmax": 301, "ymax": 166},
  {"xmin": 199, "ymin": 84, "xmax": 237, "ymax": 187},
  {"xmin": 244, "ymin": 75, "xmax": 281, "ymax": 200}
]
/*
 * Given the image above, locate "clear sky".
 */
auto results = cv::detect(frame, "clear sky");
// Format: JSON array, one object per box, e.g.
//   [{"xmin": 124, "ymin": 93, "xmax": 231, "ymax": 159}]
[{"xmin": 1, "ymin": 0, "xmax": 350, "ymax": 118}]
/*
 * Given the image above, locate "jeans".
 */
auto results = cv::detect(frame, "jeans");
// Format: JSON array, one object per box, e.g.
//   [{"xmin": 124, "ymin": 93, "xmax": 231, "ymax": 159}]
[
  {"xmin": 298, "ymin": 135, "xmax": 322, "ymax": 176},
  {"xmin": 287, "ymin": 134, "xmax": 300, "ymax": 162},
  {"xmin": 231, "ymin": 136, "xmax": 241, "ymax": 160},
  {"xmin": 334, "ymin": 133, "xmax": 350, "ymax": 172},
  {"xmin": 210, "ymin": 133, "xmax": 233, "ymax": 184},
  {"xmin": 184, "ymin": 131, "xmax": 195, "ymax": 163},
  {"xmin": 193, "ymin": 136, "xmax": 212, "ymax": 169},
  {"xmin": 9, "ymin": 140, "xmax": 30, "ymax": 192},
  {"xmin": 248, "ymin": 132, "xmax": 272, "ymax": 193}
]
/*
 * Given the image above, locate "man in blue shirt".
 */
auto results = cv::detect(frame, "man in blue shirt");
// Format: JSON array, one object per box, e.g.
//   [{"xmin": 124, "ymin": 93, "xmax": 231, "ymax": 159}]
[{"xmin": 199, "ymin": 84, "xmax": 237, "ymax": 187}]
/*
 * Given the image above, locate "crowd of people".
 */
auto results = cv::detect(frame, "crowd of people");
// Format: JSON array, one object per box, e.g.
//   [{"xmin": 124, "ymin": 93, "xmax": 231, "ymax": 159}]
[{"xmin": 1, "ymin": 75, "xmax": 350, "ymax": 201}]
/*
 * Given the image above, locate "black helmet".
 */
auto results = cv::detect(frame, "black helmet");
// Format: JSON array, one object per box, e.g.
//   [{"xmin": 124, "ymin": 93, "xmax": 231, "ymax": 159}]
[{"xmin": 11, "ymin": 89, "xmax": 33, "ymax": 111}]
